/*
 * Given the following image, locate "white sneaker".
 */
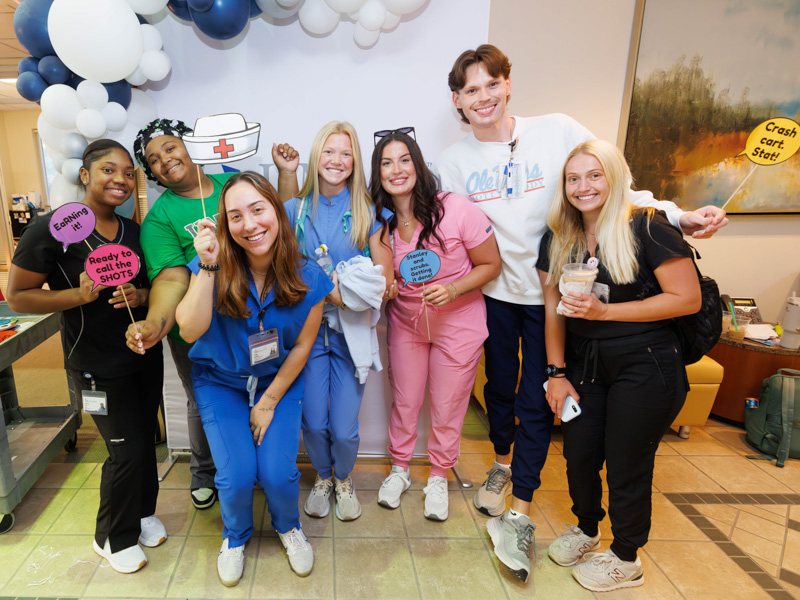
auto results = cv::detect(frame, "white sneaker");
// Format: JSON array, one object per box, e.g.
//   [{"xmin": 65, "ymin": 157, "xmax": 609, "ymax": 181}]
[
  {"xmin": 279, "ymin": 526, "xmax": 314, "ymax": 577},
  {"xmin": 93, "ymin": 538, "xmax": 147, "ymax": 574},
  {"xmin": 422, "ymin": 476, "xmax": 448, "ymax": 521},
  {"xmin": 334, "ymin": 476, "xmax": 362, "ymax": 521},
  {"xmin": 139, "ymin": 516, "xmax": 167, "ymax": 548},
  {"xmin": 572, "ymin": 549, "xmax": 644, "ymax": 592},
  {"xmin": 474, "ymin": 463, "xmax": 511, "ymax": 516},
  {"xmin": 377, "ymin": 466, "xmax": 411, "ymax": 509},
  {"xmin": 548, "ymin": 524, "xmax": 600, "ymax": 566},
  {"xmin": 486, "ymin": 510, "xmax": 535, "ymax": 583},
  {"xmin": 217, "ymin": 537, "xmax": 244, "ymax": 587},
  {"xmin": 304, "ymin": 474, "xmax": 334, "ymax": 518}
]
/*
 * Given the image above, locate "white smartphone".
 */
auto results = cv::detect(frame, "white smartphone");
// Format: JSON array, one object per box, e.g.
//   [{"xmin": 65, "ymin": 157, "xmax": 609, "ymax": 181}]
[{"xmin": 542, "ymin": 381, "xmax": 582, "ymax": 422}]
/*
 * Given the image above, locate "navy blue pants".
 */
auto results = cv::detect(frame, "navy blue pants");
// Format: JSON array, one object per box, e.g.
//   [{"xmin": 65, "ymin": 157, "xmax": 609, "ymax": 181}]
[
  {"xmin": 483, "ymin": 296, "xmax": 551, "ymax": 502},
  {"xmin": 562, "ymin": 329, "xmax": 687, "ymax": 561}
]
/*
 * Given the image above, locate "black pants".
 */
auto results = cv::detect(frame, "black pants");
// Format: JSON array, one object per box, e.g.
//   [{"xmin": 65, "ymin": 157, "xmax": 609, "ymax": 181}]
[
  {"xmin": 562, "ymin": 328, "xmax": 687, "ymax": 561},
  {"xmin": 70, "ymin": 351, "xmax": 163, "ymax": 552}
]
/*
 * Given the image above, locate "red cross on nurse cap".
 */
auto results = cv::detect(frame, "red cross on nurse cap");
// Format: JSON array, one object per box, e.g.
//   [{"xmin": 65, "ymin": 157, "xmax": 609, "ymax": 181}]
[{"xmin": 182, "ymin": 113, "xmax": 261, "ymax": 165}]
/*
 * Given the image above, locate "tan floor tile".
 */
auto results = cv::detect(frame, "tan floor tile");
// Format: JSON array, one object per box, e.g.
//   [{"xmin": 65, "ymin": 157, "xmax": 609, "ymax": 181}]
[
  {"xmin": 0, "ymin": 534, "xmax": 43, "ymax": 588},
  {"xmin": 189, "ymin": 500, "xmax": 225, "ymax": 536},
  {"xmin": 754, "ymin": 556, "xmax": 779, "ymax": 576},
  {"xmin": 82, "ymin": 462, "xmax": 103, "ymax": 488},
  {"xmin": 7, "ymin": 487, "xmax": 76, "ymax": 535},
  {"xmin": 155, "ymin": 488, "xmax": 196, "ymax": 538},
  {"xmin": 704, "ymin": 426, "xmax": 753, "ymax": 455},
  {"xmin": 334, "ymin": 489, "xmax": 407, "ymax": 538},
  {"xmin": 751, "ymin": 459, "xmax": 800, "ymax": 493},
  {"xmin": 335, "ymin": 538, "xmax": 418, "ymax": 599},
  {"xmin": 157, "ymin": 461, "xmax": 193, "ymax": 490},
  {"xmin": 406, "ymin": 466, "xmax": 461, "ymax": 491},
  {"xmin": 47, "ymin": 488, "xmax": 99, "ymax": 535},
  {"xmin": 687, "ymin": 456, "xmax": 794, "ymax": 493},
  {"xmin": 662, "ymin": 427, "xmax": 739, "ymax": 456},
  {"xmin": 646, "ymin": 540, "xmax": 772, "ymax": 599},
  {"xmin": 735, "ymin": 510, "xmax": 788, "ymax": 542},
  {"xmin": 730, "ymin": 527, "xmax": 782, "ymax": 564},
  {"xmin": 739, "ymin": 504, "xmax": 788, "ymax": 526},
  {"xmin": 297, "ymin": 497, "xmax": 334, "ymax": 538},
  {"xmin": 696, "ymin": 503, "xmax": 739, "ymax": 526},
  {"xmin": 791, "ymin": 505, "xmax": 800, "ymax": 521},
  {"xmin": 2, "ymin": 534, "xmax": 100, "ymax": 597},
  {"xmin": 409, "ymin": 538, "xmax": 505, "ymax": 597},
  {"xmin": 780, "ymin": 578, "xmax": 800, "ymax": 598},
  {"xmin": 653, "ymin": 456, "xmax": 726, "ymax": 493},
  {"xmin": 31, "ymin": 462, "xmax": 98, "ymax": 489},
  {"xmin": 351, "ymin": 462, "xmax": 399, "ymax": 491},
  {"xmin": 167, "ymin": 534, "xmax": 254, "ymax": 598},
  {"xmin": 499, "ymin": 543, "xmax": 594, "ymax": 599},
  {"xmin": 401, "ymin": 490, "xmax": 480, "ymax": 538},
  {"xmin": 649, "ymin": 493, "xmax": 707, "ymax": 541},
  {"xmin": 457, "ymin": 452, "xmax": 498, "ymax": 485},
  {"xmin": 760, "ymin": 503, "xmax": 789, "ymax": 517},
  {"xmin": 655, "ymin": 438, "xmax": 679, "ymax": 455},
  {"xmin": 251, "ymin": 535, "xmax": 333, "ymax": 599},
  {"xmin": 538, "ymin": 453, "xmax": 570, "ymax": 491},
  {"xmin": 596, "ymin": 547, "xmax": 685, "ymax": 600},
  {"xmin": 782, "ymin": 528, "xmax": 800, "ymax": 573},
  {"xmin": 708, "ymin": 517, "xmax": 733, "ymax": 538},
  {"xmin": 459, "ymin": 430, "xmax": 494, "ymax": 455},
  {"xmin": 84, "ymin": 536, "xmax": 180, "ymax": 597},
  {"xmin": 534, "ymin": 490, "xmax": 612, "ymax": 541}
]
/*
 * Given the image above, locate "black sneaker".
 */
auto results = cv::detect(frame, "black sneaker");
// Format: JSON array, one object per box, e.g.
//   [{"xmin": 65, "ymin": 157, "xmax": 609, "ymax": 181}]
[{"xmin": 191, "ymin": 487, "xmax": 217, "ymax": 510}]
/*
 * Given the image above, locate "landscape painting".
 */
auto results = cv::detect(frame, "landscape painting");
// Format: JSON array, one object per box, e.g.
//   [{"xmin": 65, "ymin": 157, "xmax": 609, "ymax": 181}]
[{"xmin": 622, "ymin": 0, "xmax": 800, "ymax": 214}]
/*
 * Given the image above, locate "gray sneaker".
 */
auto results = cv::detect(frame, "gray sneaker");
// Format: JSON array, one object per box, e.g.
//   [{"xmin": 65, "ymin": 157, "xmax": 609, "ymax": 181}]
[
  {"xmin": 548, "ymin": 524, "xmax": 601, "ymax": 566},
  {"xmin": 278, "ymin": 526, "xmax": 314, "ymax": 577},
  {"xmin": 474, "ymin": 464, "xmax": 511, "ymax": 516},
  {"xmin": 487, "ymin": 510, "xmax": 535, "ymax": 582},
  {"xmin": 334, "ymin": 476, "xmax": 362, "ymax": 521},
  {"xmin": 304, "ymin": 474, "xmax": 333, "ymax": 518}
]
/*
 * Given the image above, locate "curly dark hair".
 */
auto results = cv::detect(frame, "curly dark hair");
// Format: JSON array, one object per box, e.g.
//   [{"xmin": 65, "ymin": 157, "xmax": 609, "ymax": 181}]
[{"xmin": 133, "ymin": 118, "xmax": 193, "ymax": 181}]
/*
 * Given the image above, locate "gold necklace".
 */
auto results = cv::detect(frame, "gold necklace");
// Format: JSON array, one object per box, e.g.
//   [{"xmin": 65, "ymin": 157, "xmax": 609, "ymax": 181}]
[{"xmin": 250, "ymin": 266, "xmax": 267, "ymax": 276}]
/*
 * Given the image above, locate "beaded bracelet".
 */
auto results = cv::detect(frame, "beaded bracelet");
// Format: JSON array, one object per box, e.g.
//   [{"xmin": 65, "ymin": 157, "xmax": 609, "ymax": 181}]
[
  {"xmin": 445, "ymin": 283, "xmax": 458, "ymax": 302},
  {"xmin": 198, "ymin": 262, "xmax": 220, "ymax": 271}
]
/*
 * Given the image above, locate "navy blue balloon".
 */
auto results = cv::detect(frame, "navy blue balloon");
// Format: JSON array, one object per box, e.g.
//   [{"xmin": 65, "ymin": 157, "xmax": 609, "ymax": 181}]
[
  {"xmin": 16, "ymin": 71, "xmax": 48, "ymax": 103},
  {"xmin": 18, "ymin": 56, "xmax": 39, "ymax": 74},
  {"xmin": 187, "ymin": 0, "xmax": 214, "ymax": 10},
  {"xmin": 137, "ymin": 14, "xmax": 149, "ymax": 24},
  {"xmin": 13, "ymin": 0, "xmax": 55, "ymax": 59},
  {"xmin": 67, "ymin": 72, "xmax": 85, "ymax": 90},
  {"xmin": 189, "ymin": 0, "xmax": 250, "ymax": 40},
  {"xmin": 104, "ymin": 80, "xmax": 132, "ymax": 110},
  {"xmin": 38, "ymin": 55, "xmax": 71, "ymax": 85},
  {"xmin": 249, "ymin": 0, "xmax": 262, "ymax": 18},
  {"xmin": 167, "ymin": 0, "xmax": 193, "ymax": 21}
]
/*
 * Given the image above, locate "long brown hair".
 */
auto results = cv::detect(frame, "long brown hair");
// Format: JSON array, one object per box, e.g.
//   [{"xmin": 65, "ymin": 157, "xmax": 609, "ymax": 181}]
[{"xmin": 215, "ymin": 172, "xmax": 308, "ymax": 318}]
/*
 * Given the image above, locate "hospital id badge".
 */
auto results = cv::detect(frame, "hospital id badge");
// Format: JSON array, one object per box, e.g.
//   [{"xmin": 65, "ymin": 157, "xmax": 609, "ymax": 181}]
[
  {"xmin": 82, "ymin": 390, "xmax": 108, "ymax": 415},
  {"xmin": 249, "ymin": 328, "xmax": 279, "ymax": 366},
  {"xmin": 503, "ymin": 162, "xmax": 525, "ymax": 199}
]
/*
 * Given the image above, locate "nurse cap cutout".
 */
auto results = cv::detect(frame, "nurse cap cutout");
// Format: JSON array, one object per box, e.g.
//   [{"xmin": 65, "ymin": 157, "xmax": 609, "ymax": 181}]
[
  {"xmin": 49, "ymin": 202, "xmax": 96, "ymax": 252},
  {"xmin": 398, "ymin": 249, "xmax": 441, "ymax": 287},
  {"xmin": 85, "ymin": 243, "xmax": 141, "ymax": 293},
  {"xmin": 182, "ymin": 113, "xmax": 261, "ymax": 165}
]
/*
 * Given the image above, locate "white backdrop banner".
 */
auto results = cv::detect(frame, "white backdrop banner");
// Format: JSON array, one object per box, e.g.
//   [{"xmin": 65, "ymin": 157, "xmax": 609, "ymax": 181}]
[{"xmin": 152, "ymin": 0, "xmax": 491, "ymax": 456}]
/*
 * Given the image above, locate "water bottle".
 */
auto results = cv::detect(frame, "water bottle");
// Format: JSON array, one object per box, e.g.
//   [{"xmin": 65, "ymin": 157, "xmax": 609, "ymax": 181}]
[{"xmin": 315, "ymin": 244, "xmax": 333, "ymax": 277}]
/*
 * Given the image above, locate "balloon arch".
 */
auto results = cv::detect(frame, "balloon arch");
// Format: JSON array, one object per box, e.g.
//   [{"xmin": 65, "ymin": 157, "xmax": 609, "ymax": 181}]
[{"xmin": 12, "ymin": 0, "xmax": 429, "ymax": 211}]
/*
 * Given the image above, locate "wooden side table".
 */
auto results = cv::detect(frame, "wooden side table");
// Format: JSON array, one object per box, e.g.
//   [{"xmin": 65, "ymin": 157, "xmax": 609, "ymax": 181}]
[{"xmin": 706, "ymin": 334, "xmax": 800, "ymax": 425}]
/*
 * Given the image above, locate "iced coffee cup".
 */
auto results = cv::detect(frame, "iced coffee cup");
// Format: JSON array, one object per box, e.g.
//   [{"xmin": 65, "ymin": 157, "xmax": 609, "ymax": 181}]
[
  {"xmin": 728, "ymin": 316, "xmax": 751, "ymax": 342},
  {"xmin": 557, "ymin": 262, "xmax": 599, "ymax": 315}
]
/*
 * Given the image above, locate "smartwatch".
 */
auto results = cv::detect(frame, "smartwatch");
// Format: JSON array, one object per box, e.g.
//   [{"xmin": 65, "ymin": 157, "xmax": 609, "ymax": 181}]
[{"xmin": 546, "ymin": 364, "xmax": 566, "ymax": 377}]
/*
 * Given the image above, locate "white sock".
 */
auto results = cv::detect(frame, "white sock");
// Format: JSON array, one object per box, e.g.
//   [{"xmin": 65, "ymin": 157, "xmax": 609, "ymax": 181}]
[
  {"xmin": 494, "ymin": 461, "xmax": 511, "ymax": 471},
  {"xmin": 506, "ymin": 509, "xmax": 525, "ymax": 520}
]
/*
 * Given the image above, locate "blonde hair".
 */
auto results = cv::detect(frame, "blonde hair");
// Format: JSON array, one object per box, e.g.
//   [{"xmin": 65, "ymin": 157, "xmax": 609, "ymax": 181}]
[
  {"xmin": 546, "ymin": 139, "xmax": 650, "ymax": 286},
  {"xmin": 297, "ymin": 121, "xmax": 373, "ymax": 250}
]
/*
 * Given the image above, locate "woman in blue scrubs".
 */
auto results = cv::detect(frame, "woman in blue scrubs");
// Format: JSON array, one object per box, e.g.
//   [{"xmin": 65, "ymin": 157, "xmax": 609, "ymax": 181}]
[
  {"xmin": 175, "ymin": 172, "xmax": 331, "ymax": 586},
  {"xmin": 284, "ymin": 121, "xmax": 393, "ymax": 522}
]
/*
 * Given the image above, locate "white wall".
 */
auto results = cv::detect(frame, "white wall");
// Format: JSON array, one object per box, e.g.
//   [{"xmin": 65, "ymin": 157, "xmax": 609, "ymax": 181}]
[{"xmin": 489, "ymin": 0, "xmax": 800, "ymax": 322}]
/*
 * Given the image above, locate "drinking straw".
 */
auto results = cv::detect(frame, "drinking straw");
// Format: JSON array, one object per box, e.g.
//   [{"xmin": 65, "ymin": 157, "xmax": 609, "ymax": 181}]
[{"xmin": 728, "ymin": 301, "xmax": 739, "ymax": 330}]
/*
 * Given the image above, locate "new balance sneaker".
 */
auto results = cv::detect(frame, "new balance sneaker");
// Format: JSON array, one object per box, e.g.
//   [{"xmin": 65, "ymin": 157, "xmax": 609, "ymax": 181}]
[
  {"xmin": 217, "ymin": 537, "xmax": 244, "ymax": 587},
  {"xmin": 572, "ymin": 549, "xmax": 644, "ymax": 592},
  {"xmin": 377, "ymin": 466, "xmax": 411, "ymax": 509},
  {"xmin": 548, "ymin": 524, "xmax": 601, "ymax": 566},
  {"xmin": 279, "ymin": 526, "xmax": 314, "ymax": 577},
  {"xmin": 93, "ymin": 538, "xmax": 147, "ymax": 574},
  {"xmin": 486, "ymin": 510, "xmax": 535, "ymax": 583},
  {"xmin": 334, "ymin": 476, "xmax": 362, "ymax": 521},
  {"xmin": 474, "ymin": 463, "xmax": 511, "ymax": 516},
  {"xmin": 422, "ymin": 475, "xmax": 449, "ymax": 521},
  {"xmin": 138, "ymin": 516, "xmax": 167, "ymax": 548},
  {"xmin": 304, "ymin": 474, "xmax": 334, "ymax": 518},
  {"xmin": 191, "ymin": 487, "xmax": 217, "ymax": 510}
]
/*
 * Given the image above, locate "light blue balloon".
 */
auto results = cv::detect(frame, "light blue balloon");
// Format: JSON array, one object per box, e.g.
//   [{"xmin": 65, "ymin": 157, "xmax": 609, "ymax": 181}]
[{"xmin": 398, "ymin": 249, "xmax": 441, "ymax": 287}]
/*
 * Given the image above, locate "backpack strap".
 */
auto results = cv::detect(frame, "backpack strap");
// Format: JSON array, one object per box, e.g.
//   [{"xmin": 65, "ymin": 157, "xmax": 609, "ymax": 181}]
[{"xmin": 776, "ymin": 376, "xmax": 796, "ymax": 468}]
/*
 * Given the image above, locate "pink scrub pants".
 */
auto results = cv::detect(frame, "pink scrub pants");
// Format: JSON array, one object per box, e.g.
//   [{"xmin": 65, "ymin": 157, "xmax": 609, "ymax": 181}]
[{"xmin": 385, "ymin": 293, "xmax": 488, "ymax": 476}]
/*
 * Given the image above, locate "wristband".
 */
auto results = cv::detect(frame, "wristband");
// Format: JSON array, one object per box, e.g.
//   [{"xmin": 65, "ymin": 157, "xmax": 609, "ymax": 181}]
[
  {"xmin": 198, "ymin": 262, "xmax": 220, "ymax": 271},
  {"xmin": 445, "ymin": 283, "xmax": 458, "ymax": 302}
]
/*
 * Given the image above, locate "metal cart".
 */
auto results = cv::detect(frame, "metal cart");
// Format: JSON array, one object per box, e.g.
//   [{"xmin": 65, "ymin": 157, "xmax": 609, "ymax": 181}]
[{"xmin": 0, "ymin": 302, "xmax": 78, "ymax": 533}]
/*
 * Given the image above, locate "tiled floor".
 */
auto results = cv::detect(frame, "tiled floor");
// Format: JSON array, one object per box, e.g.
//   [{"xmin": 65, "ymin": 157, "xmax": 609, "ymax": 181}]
[{"xmin": 1, "ymin": 407, "xmax": 799, "ymax": 599}]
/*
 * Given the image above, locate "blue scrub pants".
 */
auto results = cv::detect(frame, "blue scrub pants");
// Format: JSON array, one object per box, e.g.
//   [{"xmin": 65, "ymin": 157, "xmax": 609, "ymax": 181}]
[
  {"xmin": 193, "ymin": 365, "xmax": 302, "ymax": 547},
  {"xmin": 302, "ymin": 324, "xmax": 366, "ymax": 480}
]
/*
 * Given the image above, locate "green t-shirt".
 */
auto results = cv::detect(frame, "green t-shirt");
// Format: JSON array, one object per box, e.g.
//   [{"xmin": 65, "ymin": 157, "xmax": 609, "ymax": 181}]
[{"xmin": 140, "ymin": 172, "xmax": 235, "ymax": 343}]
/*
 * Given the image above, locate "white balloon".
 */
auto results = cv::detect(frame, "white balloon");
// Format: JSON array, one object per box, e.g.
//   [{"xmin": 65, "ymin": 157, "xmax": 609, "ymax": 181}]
[
  {"xmin": 126, "ymin": 66, "xmax": 148, "ymax": 86},
  {"xmin": 60, "ymin": 132, "xmax": 89, "ymax": 159},
  {"xmin": 52, "ymin": 152, "xmax": 67, "ymax": 173},
  {"xmin": 381, "ymin": 0, "xmax": 426, "ymax": 15},
  {"xmin": 76, "ymin": 108, "xmax": 107, "ymax": 139},
  {"xmin": 140, "ymin": 24, "xmax": 164, "ymax": 52},
  {"xmin": 276, "ymin": 0, "xmax": 300, "ymax": 7},
  {"xmin": 256, "ymin": 0, "xmax": 301, "ymax": 18},
  {"xmin": 48, "ymin": 0, "xmax": 144, "ymax": 83},
  {"xmin": 298, "ymin": 0, "xmax": 340, "ymax": 35},
  {"xmin": 41, "ymin": 84, "xmax": 83, "ymax": 130},
  {"xmin": 102, "ymin": 102, "xmax": 128, "ymax": 132},
  {"xmin": 62, "ymin": 157, "xmax": 84, "ymax": 185},
  {"xmin": 357, "ymin": 0, "xmax": 385, "ymax": 30},
  {"xmin": 37, "ymin": 113, "xmax": 72, "ymax": 150},
  {"xmin": 140, "ymin": 50, "xmax": 171, "ymax": 82},
  {"xmin": 49, "ymin": 174, "xmax": 84, "ymax": 209},
  {"xmin": 106, "ymin": 119, "xmax": 142, "ymax": 167},
  {"xmin": 325, "ymin": 0, "xmax": 365, "ymax": 11},
  {"xmin": 126, "ymin": 89, "xmax": 158, "ymax": 130},
  {"xmin": 382, "ymin": 10, "xmax": 400, "ymax": 29},
  {"xmin": 353, "ymin": 21, "xmax": 380, "ymax": 47},
  {"xmin": 125, "ymin": 0, "xmax": 169, "ymax": 15},
  {"xmin": 76, "ymin": 80, "xmax": 109, "ymax": 110}
]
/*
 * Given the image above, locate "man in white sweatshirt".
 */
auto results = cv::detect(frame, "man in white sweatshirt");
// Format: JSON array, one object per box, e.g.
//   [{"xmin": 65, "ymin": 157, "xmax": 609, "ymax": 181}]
[{"xmin": 433, "ymin": 44, "xmax": 727, "ymax": 584}]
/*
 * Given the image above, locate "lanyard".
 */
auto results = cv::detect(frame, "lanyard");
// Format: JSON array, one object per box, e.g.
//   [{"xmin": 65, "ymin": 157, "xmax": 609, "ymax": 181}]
[{"xmin": 503, "ymin": 137, "xmax": 519, "ymax": 196}]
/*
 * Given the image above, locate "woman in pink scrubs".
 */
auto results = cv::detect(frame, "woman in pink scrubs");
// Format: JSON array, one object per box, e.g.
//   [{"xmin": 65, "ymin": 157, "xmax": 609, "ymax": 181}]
[{"xmin": 370, "ymin": 129, "xmax": 501, "ymax": 521}]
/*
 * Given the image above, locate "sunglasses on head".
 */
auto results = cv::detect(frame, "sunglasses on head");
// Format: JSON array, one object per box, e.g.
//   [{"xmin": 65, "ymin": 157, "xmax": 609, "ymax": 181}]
[{"xmin": 373, "ymin": 127, "xmax": 416, "ymax": 146}]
